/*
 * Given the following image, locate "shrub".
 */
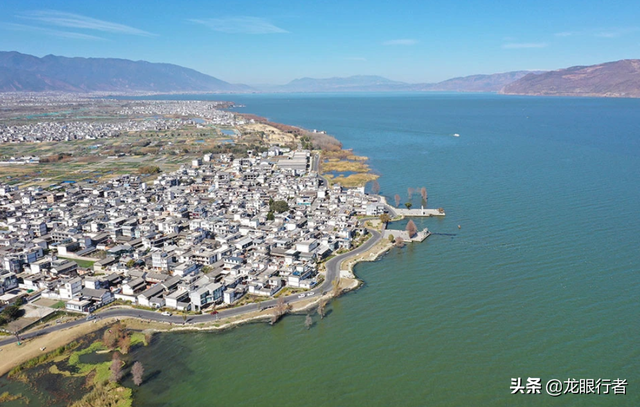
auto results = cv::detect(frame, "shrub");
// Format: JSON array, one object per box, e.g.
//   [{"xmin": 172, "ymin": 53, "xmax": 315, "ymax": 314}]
[{"xmin": 138, "ymin": 165, "xmax": 161, "ymax": 175}]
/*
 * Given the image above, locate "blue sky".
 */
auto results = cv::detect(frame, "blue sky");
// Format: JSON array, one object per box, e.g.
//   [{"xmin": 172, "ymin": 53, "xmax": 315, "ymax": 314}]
[{"xmin": 1, "ymin": 0, "xmax": 639, "ymax": 84}]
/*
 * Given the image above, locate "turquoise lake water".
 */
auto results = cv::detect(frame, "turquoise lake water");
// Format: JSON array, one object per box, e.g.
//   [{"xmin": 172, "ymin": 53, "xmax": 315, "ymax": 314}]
[{"xmin": 6, "ymin": 93, "xmax": 639, "ymax": 406}]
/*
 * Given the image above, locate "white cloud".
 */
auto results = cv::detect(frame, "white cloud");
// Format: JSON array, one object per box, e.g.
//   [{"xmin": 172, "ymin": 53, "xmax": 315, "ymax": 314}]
[
  {"xmin": 189, "ymin": 17, "xmax": 288, "ymax": 34},
  {"xmin": 0, "ymin": 22, "xmax": 104, "ymax": 40},
  {"xmin": 502, "ymin": 42, "xmax": 548, "ymax": 49},
  {"xmin": 382, "ymin": 39, "xmax": 418, "ymax": 46},
  {"xmin": 554, "ymin": 27, "xmax": 638, "ymax": 39},
  {"xmin": 20, "ymin": 10, "xmax": 154, "ymax": 36},
  {"xmin": 594, "ymin": 27, "xmax": 638, "ymax": 38}
]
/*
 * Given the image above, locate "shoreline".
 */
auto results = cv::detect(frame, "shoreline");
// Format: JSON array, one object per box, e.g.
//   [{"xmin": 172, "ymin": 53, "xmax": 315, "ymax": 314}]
[{"xmin": 0, "ymin": 225, "xmax": 389, "ymax": 376}]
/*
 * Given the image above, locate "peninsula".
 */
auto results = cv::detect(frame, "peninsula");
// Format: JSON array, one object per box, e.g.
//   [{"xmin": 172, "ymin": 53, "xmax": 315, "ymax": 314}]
[{"xmin": 0, "ymin": 94, "xmax": 444, "ymax": 404}]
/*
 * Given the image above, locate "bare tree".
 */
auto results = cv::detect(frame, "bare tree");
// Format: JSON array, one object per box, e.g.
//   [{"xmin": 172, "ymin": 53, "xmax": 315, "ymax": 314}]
[
  {"xmin": 407, "ymin": 187, "xmax": 414, "ymax": 200},
  {"xmin": 110, "ymin": 352, "xmax": 123, "ymax": 384},
  {"xmin": 420, "ymin": 187, "xmax": 428, "ymax": 201},
  {"xmin": 132, "ymin": 361, "xmax": 144, "ymax": 386},
  {"xmin": 103, "ymin": 322, "xmax": 123, "ymax": 350},
  {"xmin": 395, "ymin": 236, "xmax": 405, "ymax": 247},
  {"xmin": 394, "ymin": 194, "xmax": 401, "ymax": 207},
  {"xmin": 305, "ymin": 314, "xmax": 313, "ymax": 330},
  {"xmin": 331, "ymin": 277, "xmax": 342, "ymax": 297},
  {"xmin": 118, "ymin": 334, "xmax": 131, "ymax": 355},
  {"xmin": 276, "ymin": 296, "xmax": 289, "ymax": 315},
  {"xmin": 370, "ymin": 180, "xmax": 380, "ymax": 194},
  {"xmin": 318, "ymin": 299, "xmax": 327, "ymax": 319},
  {"xmin": 379, "ymin": 213, "xmax": 391, "ymax": 225},
  {"xmin": 271, "ymin": 297, "xmax": 290, "ymax": 325},
  {"xmin": 406, "ymin": 219, "xmax": 418, "ymax": 238},
  {"xmin": 421, "ymin": 187, "xmax": 428, "ymax": 208}
]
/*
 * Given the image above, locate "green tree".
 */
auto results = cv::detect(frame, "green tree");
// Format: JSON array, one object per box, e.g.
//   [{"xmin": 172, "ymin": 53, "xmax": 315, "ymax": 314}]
[
  {"xmin": 379, "ymin": 213, "xmax": 391, "ymax": 224},
  {"xmin": 266, "ymin": 211, "xmax": 275, "ymax": 221},
  {"xmin": 125, "ymin": 259, "xmax": 135, "ymax": 268},
  {"xmin": 272, "ymin": 200, "xmax": 289, "ymax": 213},
  {"xmin": 388, "ymin": 234, "xmax": 395, "ymax": 243},
  {"xmin": 405, "ymin": 202, "xmax": 413, "ymax": 209},
  {"xmin": 2, "ymin": 305, "xmax": 21, "ymax": 320}
]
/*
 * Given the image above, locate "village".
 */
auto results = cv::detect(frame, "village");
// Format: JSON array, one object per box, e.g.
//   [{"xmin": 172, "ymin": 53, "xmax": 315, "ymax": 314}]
[
  {"xmin": 0, "ymin": 146, "xmax": 390, "ymax": 327},
  {"xmin": 0, "ymin": 99, "xmax": 239, "ymax": 143}
]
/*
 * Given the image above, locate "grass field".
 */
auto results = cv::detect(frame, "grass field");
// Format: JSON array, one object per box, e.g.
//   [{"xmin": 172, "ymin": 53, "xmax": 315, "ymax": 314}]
[{"xmin": 58, "ymin": 257, "xmax": 96, "ymax": 268}]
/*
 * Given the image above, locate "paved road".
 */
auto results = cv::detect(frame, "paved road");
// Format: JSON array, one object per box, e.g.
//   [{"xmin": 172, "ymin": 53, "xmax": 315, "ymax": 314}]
[
  {"xmin": 311, "ymin": 153, "xmax": 328, "ymax": 188},
  {"xmin": 0, "ymin": 228, "xmax": 382, "ymax": 347}
]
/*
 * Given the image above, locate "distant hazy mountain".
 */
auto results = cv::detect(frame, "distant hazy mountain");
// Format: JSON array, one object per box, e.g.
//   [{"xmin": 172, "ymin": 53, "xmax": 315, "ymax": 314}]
[
  {"xmin": 0, "ymin": 51, "xmax": 251, "ymax": 93},
  {"xmin": 263, "ymin": 75, "xmax": 413, "ymax": 92},
  {"xmin": 259, "ymin": 71, "xmax": 541, "ymax": 93},
  {"xmin": 420, "ymin": 71, "xmax": 539, "ymax": 92},
  {"xmin": 500, "ymin": 60, "xmax": 640, "ymax": 97}
]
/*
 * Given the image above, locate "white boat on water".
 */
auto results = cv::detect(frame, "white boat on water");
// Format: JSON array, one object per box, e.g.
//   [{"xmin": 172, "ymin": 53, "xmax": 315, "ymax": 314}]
[{"xmin": 453, "ymin": 133, "xmax": 460, "ymax": 137}]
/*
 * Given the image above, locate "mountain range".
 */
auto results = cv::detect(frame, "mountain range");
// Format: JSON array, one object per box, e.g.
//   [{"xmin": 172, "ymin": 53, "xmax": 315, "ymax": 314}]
[
  {"xmin": 500, "ymin": 59, "xmax": 640, "ymax": 97},
  {"xmin": 1, "ymin": 51, "xmax": 639, "ymax": 97},
  {"xmin": 258, "ymin": 72, "xmax": 536, "ymax": 93},
  {"xmin": 0, "ymin": 51, "xmax": 250, "ymax": 93}
]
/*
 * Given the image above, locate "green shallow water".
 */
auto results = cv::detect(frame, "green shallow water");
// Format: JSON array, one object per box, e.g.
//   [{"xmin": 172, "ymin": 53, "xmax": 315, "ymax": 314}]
[{"xmin": 6, "ymin": 93, "xmax": 639, "ymax": 406}]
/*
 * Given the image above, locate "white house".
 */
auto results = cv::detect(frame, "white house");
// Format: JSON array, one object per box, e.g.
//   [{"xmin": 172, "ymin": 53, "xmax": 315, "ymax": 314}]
[{"xmin": 59, "ymin": 277, "xmax": 82, "ymax": 299}]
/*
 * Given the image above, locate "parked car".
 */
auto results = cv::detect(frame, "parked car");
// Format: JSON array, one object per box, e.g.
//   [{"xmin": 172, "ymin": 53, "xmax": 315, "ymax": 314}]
[{"xmin": 161, "ymin": 311, "xmax": 172, "ymax": 316}]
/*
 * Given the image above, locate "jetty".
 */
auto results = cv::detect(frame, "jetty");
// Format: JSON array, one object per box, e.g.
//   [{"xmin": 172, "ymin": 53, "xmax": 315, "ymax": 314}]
[
  {"xmin": 383, "ymin": 228, "xmax": 431, "ymax": 243},
  {"xmin": 379, "ymin": 196, "xmax": 445, "ymax": 217},
  {"xmin": 392, "ymin": 208, "xmax": 445, "ymax": 217}
]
